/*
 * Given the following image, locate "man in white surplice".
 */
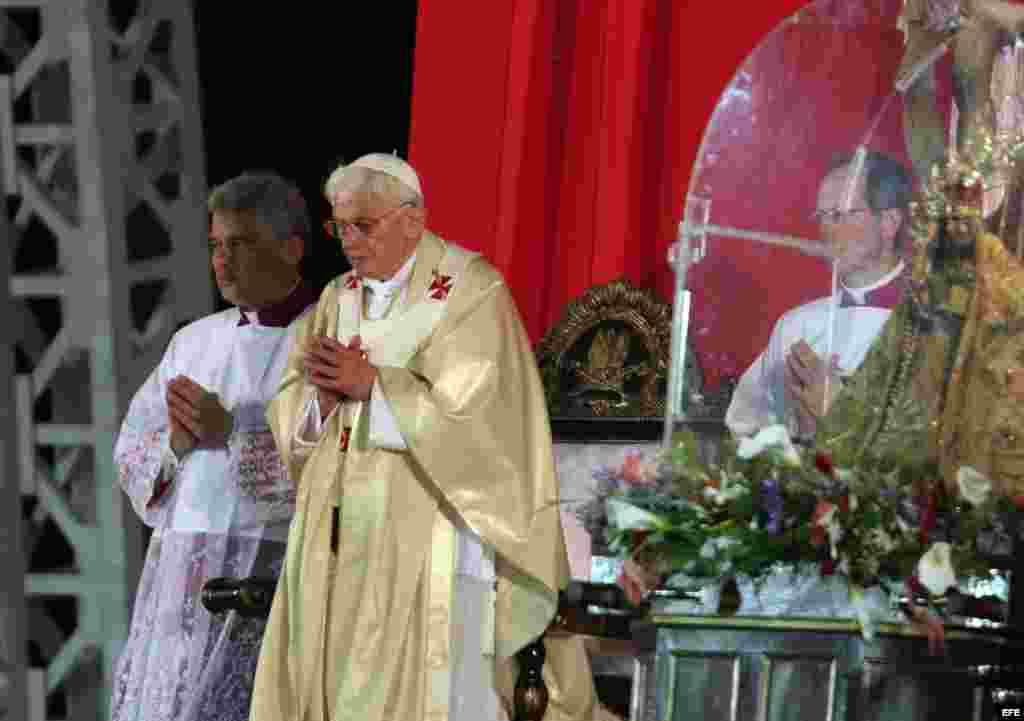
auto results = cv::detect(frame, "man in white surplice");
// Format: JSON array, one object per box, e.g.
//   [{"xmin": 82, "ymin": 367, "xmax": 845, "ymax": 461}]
[
  {"xmin": 111, "ymin": 172, "xmax": 318, "ymax": 721},
  {"xmin": 725, "ymin": 151, "xmax": 913, "ymax": 440}
]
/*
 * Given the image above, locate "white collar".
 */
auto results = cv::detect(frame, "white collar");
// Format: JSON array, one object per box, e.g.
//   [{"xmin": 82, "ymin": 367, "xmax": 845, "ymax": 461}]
[
  {"xmin": 840, "ymin": 260, "xmax": 904, "ymax": 304},
  {"xmin": 363, "ymin": 253, "xmax": 417, "ymax": 296}
]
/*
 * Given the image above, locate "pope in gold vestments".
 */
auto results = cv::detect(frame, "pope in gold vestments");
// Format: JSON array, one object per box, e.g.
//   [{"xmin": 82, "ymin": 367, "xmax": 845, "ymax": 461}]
[{"xmin": 249, "ymin": 227, "xmax": 615, "ymax": 721}]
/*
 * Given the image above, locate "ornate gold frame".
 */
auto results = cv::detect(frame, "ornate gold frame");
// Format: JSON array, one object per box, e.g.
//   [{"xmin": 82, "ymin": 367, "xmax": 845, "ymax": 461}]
[{"xmin": 536, "ymin": 278, "xmax": 677, "ymax": 418}]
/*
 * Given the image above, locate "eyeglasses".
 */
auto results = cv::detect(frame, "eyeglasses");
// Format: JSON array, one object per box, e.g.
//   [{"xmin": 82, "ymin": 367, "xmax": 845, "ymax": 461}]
[
  {"xmin": 811, "ymin": 207, "xmax": 874, "ymax": 225},
  {"xmin": 208, "ymin": 235, "xmax": 254, "ymax": 256},
  {"xmin": 323, "ymin": 202, "xmax": 414, "ymax": 241}
]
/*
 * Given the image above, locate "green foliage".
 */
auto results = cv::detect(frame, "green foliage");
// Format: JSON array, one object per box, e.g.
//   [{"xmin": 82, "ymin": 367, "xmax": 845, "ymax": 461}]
[{"xmin": 588, "ymin": 436, "xmax": 1020, "ymax": 598}]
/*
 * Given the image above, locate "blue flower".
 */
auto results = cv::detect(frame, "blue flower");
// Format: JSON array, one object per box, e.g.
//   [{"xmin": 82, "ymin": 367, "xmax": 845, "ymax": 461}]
[{"xmin": 760, "ymin": 479, "xmax": 785, "ymax": 536}]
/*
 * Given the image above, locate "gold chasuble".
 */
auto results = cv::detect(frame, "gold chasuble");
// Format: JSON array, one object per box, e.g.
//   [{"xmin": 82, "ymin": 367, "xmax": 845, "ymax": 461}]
[
  {"xmin": 250, "ymin": 231, "xmax": 614, "ymax": 721},
  {"xmin": 817, "ymin": 232, "xmax": 1024, "ymax": 500}
]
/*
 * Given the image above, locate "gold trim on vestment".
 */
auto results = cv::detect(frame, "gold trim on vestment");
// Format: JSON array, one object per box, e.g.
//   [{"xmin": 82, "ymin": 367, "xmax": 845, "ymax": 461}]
[{"xmin": 425, "ymin": 510, "xmax": 457, "ymax": 721}]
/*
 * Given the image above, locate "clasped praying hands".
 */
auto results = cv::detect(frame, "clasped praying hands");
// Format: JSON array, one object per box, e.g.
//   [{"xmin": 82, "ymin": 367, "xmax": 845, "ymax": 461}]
[
  {"xmin": 303, "ymin": 334, "xmax": 377, "ymax": 418},
  {"xmin": 783, "ymin": 340, "xmax": 843, "ymax": 439},
  {"xmin": 166, "ymin": 375, "xmax": 234, "ymax": 459}
]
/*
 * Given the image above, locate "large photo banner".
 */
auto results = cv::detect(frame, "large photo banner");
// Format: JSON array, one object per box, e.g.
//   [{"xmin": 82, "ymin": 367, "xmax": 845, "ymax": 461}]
[{"xmin": 684, "ymin": 0, "xmax": 920, "ymax": 396}]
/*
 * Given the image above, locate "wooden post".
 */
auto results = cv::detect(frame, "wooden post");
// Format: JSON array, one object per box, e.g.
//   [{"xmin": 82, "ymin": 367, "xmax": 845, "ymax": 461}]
[{"xmin": 513, "ymin": 637, "xmax": 549, "ymax": 721}]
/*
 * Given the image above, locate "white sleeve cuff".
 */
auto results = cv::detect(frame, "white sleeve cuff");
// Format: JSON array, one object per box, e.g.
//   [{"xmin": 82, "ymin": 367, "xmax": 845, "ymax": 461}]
[
  {"xmin": 160, "ymin": 442, "xmax": 181, "ymax": 481},
  {"xmin": 367, "ymin": 377, "xmax": 408, "ymax": 451},
  {"xmin": 149, "ymin": 441, "xmax": 182, "ymax": 507},
  {"xmin": 295, "ymin": 391, "xmax": 337, "ymax": 448}
]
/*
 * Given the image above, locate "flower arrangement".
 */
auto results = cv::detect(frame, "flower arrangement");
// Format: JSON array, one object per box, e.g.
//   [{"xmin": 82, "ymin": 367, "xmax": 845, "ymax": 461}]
[{"xmin": 577, "ymin": 426, "xmax": 1023, "ymax": 637}]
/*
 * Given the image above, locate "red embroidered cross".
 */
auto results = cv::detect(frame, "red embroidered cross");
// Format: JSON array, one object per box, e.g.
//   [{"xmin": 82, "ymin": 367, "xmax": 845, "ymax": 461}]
[
  {"xmin": 339, "ymin": 426, "xmax": 352, "ymax": 452},
  {"xmin": 345, "ymin": 275, "xmax": 361, "ymax": 290},
  {"xmin": 428, "ymin": 271, "xmax": 453, "ymax": 301}
]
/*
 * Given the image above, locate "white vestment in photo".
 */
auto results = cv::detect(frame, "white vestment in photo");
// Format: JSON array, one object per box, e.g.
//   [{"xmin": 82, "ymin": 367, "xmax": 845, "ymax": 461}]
[{"xmin": 726, "ymin": 263, "xmax": 906, "ymax": 437}]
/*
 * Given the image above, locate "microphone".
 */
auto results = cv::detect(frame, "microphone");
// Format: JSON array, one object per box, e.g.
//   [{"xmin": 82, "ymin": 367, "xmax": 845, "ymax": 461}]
[{"xmin": 201, "ymin": 577, "xmax": 277, "ymax": 618}]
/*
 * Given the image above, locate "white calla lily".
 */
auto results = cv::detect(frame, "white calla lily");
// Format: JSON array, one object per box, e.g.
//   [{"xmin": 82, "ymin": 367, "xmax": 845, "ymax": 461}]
[
  {"xmin": 736, "ymin": 424, "xmax": 801, "ymax": 465},
  {"xmin": 956, "ymin": 466, "xmax": 992, "ymax": 507},
  {"xmin": 917, "ymin": 542, "xmax": 957, "ymax": 595},
  {"xmin": 703, "ymin": 483, "xmax": 748, "ymax": 506},
  {"xmin": 606, "ymin": 497, "xmax": 666, "ymax": 531}
]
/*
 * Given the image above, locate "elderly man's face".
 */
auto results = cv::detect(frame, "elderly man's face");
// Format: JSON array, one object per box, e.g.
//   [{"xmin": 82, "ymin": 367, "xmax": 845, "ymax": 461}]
[
  {"xmin": 816, "ymin": 168, "xmax": 899, "ymax": 285},
  {"xmin": 330, "ymin": 191, "xmax": 421, "ymax": 280},
  {"xmin": 209, "ymin": 210, "xmax": 300, "ymax": 307}
]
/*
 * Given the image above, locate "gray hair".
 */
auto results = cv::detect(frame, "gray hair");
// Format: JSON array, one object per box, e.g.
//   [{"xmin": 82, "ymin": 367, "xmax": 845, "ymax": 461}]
[
  {"xmin": 208, "ymin": 171, "xmax": 312, "ymax": 243},
  {"xmin": 323, "ymin": 165, "xmax": 424, "ymax": 209}
]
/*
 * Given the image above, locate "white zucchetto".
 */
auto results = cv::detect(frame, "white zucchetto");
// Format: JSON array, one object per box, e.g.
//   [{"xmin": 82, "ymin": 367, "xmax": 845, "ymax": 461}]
[{"xmin": 348, "ymin": 153, "xmax": 423, "ymax": 197}]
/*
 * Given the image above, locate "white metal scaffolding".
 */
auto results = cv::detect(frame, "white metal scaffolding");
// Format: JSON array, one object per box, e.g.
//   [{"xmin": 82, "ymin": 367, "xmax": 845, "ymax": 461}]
[{"xmin": 1, "ymin": 0, "xmax": 211, "ymax": 717}]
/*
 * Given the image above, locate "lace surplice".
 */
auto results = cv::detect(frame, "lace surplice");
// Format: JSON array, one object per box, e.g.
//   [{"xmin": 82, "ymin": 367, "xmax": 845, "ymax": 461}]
[
  {"xmin": 111, "ymin": 309, "xmax": 299, "ymax": 721},
  {"xmin": 109, "ymin": 531, "xmax": 284, "ymax": 721}
]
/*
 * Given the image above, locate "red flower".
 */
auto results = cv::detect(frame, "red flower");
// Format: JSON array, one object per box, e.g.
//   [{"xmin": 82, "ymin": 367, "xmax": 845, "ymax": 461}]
[
  {"xmin": 631, "ymin": 530, "xmax": 650, "ymax": 548},
  {"xmin": 919, "ymin": 490, "xmax": 937, "ymax": 546},
  {"xmin": 617, "ymin": 558, "xmax": 660, "ymax": 607},
  {"xmin": 615, "ymin": 569, "xmax": 643, "ymax": 605},
  {"xmin": 810, "ymin": 500, "xmax": 836, "ymax": 548},
  {"xmin": 1011, "ymin": 495, "xmax": 1024, "ymax": 511},
  {"xmin": 621, "ymin": 451, "xmax": 651, "ymax": 485},
  {"xmin": 955, "ymin": 180, "xmax": 983, "ymax": 208},
  {"xmin": 812, "ymin": 500, "xmax": 836, "ymax": 525},
  {"xmin": 821, "ymin": 558, "xmax": 837, "ymax": 576},
  {"xmin": 814, "ymin": 451, "xmax": 836, "ymax": 478},
  {"xmin": 838, "ymin": 494, "xmax": 850, "ymax": 514},
  {"xmin": 906, "ymin": 575, "xmax": 927, "ymax": 599}
]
